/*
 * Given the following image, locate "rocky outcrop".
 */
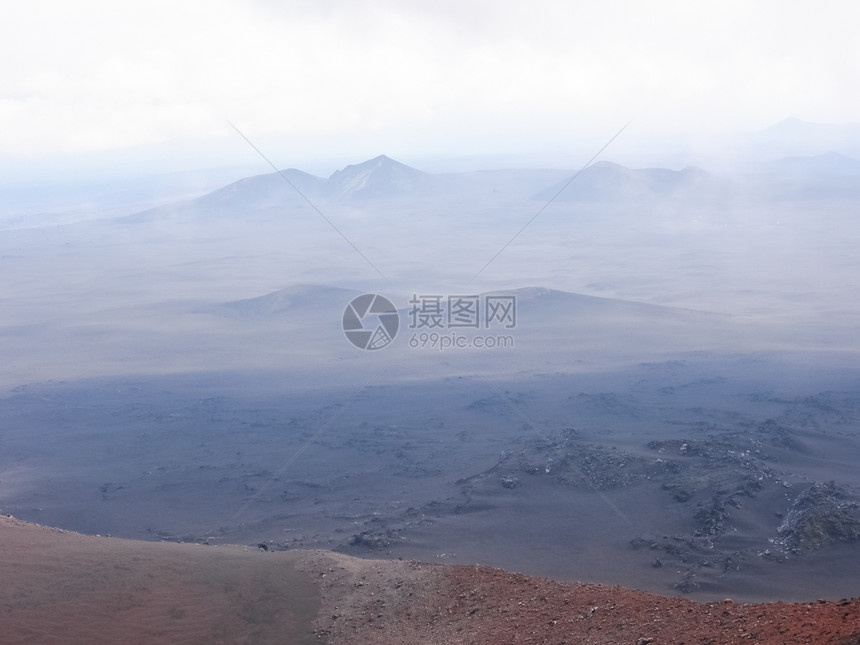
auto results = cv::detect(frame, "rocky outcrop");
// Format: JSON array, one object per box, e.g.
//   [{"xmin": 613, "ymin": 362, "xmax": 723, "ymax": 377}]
[{"xmin": 773, "ymin": 482, "xmax": 860, "ymax": 554}]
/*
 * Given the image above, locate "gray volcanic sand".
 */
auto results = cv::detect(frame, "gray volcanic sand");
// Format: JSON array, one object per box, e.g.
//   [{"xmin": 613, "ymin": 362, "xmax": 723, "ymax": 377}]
[{"xmin": 2, "ymin": 347, "xmax": 859, "ymax": 603}]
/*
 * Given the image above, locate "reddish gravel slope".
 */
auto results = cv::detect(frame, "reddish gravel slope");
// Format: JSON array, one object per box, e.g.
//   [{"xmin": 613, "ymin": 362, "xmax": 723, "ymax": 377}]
[
  {"xmin": 301, "ymin": 552, "xmax": 860, "ymax": 645},
  {"xmin": 2, "ymin": 516, "xmax": 859, "ymax": 644}
]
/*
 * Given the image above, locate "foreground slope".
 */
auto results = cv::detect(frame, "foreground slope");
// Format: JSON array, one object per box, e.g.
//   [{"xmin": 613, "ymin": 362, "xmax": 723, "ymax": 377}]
[
  {"xmin": 305, "ymin": 550, "xmax": 860, "ymax": 645},
  {"xmin": 2, "ymin": 516, "xmax": 860, "ymax": 644},
  {"xmin": 0, "ymin": 515, "xmax": 320, "ymax": 645}
]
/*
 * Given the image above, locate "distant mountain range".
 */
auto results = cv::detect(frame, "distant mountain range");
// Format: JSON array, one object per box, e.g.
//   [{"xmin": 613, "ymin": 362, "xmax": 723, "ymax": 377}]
[
  {"xmin": 129, "ymin": 154, "xmax": 440, "ymax": 220},
  {"xmin": 765, "ymin": 152, "xmax": 860, "ymax": 175},
  {"xmin": 193, "ymin": 154, "xmax": 435, "ymax": 210},
  {"xmin": 755, "ymin": 117, "xmax": 860, "ymax": 148},
  {"xmin": 747, "ymin": 117, "xmax": 860, "ymax": 160},
  {"xmin": 139, "ymin": 157, "xmax": 731, "ymax": 220},
  {"xmin": 531, "ymin": 161, "xmax": 726, "ymax": 203},
  {"xmin": 125, "ymin": 119, "xmax": 860, "ymax": 222}
]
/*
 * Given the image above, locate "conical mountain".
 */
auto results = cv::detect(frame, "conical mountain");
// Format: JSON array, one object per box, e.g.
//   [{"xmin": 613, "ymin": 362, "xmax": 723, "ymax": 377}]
[{"xmin": 324, "ymin": 154, "xmax": 435, "ymax": 199}]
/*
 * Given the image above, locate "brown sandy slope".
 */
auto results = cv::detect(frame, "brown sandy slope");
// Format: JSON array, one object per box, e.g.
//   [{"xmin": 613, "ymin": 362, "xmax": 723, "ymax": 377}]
[
  {"xmin": 3, "ymin": 516, "xmax": 860, "ymax": 645},
  {"xmin": 0, "ymin": 515, "xmax": 319, "ymax": 644}
]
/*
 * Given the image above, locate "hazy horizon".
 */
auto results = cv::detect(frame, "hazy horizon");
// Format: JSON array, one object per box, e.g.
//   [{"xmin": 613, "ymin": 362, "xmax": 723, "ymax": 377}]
[{"xmin": 3, "ymin": 0, "xmax": 860, "ymax": 183}]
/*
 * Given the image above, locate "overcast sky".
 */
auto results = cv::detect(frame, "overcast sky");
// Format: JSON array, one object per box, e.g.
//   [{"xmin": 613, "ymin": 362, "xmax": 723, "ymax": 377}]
[{"xmin": 1, "ymin": 0, "xmax": 858, "ymax": 180}]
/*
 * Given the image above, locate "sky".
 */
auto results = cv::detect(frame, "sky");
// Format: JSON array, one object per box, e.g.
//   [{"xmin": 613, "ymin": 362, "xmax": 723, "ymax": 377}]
[{"xmin": 1, "ymin": 0, "xmax": 858, "ymax": 182}]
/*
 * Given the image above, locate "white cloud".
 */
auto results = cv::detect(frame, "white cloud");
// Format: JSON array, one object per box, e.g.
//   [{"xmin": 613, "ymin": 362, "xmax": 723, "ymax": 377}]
[{"xmin": 0, "ymin": 0, "xmax": 858, "ymax": 172}]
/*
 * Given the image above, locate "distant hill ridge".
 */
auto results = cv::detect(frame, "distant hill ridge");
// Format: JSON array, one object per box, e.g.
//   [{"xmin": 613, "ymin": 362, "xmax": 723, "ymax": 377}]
[
  {"xmin": 129, "ymin": 129, "xmax": 860, "ymax": 221},
  {"xmin": 766, "ymin": 151, "xmax": 860, "ymax": 175},
  {"xmin": 532, "ymin": 160, "xmax": 725, "ymax": 202},
  {"xmin": 196, "ymin": 156, "xmax": 728, "ymax": 211},
  {"xmin": 197, "ymin": 154, "xmax": 434, "ymax": 208}
]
